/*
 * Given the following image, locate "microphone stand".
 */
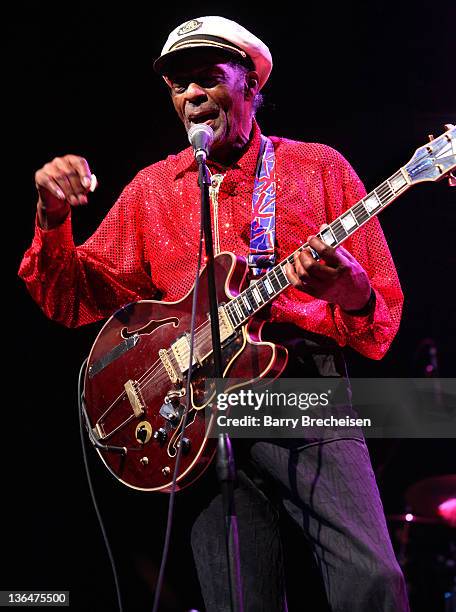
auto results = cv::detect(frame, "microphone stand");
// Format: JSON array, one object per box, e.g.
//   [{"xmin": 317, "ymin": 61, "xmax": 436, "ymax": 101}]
[{"xmin": 197, "ymin": 155, "xmax": 244, "ymax": 612}]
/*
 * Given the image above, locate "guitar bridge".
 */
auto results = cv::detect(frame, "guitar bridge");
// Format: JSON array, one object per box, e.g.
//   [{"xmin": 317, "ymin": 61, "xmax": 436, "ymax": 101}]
[
  {"xmin": 124, "ymin": 380, "xmax": 146, "ymax": 417},
  {"xmin": 92, "ymin": 423, "xmax": 105, "ymax": 440}
]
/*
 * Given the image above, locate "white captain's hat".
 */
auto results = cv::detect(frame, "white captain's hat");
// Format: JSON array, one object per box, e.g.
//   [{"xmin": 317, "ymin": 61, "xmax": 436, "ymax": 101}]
[{"xmin": 154, "ymin": 16, "xmax": 273, "ymax": 90}]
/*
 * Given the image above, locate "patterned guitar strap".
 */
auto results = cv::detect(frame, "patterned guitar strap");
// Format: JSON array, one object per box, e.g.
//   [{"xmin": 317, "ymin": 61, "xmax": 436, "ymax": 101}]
[{"xmin": 248, "ymin": 135, "xmax": 277, "ymax": 277}]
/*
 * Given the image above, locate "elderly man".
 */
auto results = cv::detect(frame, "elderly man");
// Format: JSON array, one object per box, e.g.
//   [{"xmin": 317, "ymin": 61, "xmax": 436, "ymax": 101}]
[{"xmin": 19, "ymin": 16, "xmax": 409, "ymax": 612}]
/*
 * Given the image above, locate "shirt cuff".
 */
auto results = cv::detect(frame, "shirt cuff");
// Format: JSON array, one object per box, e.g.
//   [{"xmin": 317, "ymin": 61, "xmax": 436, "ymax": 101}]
[
  {"xmin": 341, "ymin": 287, "xmax": 376, "ymax": 317},
  {"xmin": 33, "ymin": 210, "xmax": 75, "ymax": 253},
  {"xmin": 333, "ymin": 288, "xmax": 389, "ymax": 343}
]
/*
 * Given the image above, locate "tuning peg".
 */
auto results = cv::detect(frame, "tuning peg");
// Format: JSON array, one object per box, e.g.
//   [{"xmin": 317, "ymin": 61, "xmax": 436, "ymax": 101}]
[
  {"xmin": 444, "ymin": 123, "xmax": 455, "ymax": 130},
  {"xmin": 427, "ymin": 134, "xmax": 435, "ymax": 142}
]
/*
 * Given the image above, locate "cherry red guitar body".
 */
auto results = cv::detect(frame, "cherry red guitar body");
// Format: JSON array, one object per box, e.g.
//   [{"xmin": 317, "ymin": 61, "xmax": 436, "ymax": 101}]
[{"xmin": 83, "ymin": 252, "xmax": 288, "ymax": 491}]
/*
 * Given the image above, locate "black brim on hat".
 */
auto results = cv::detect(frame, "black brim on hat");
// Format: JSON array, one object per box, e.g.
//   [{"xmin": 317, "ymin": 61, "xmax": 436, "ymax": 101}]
[{"xmin": 153, "ymin": 34, "xmax": 254, "ymax": 75}]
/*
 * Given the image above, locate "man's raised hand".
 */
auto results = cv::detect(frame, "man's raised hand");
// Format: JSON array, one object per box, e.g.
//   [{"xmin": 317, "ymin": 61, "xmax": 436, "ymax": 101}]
[{"xmin": 35, "ymin": 155, "xmax": 96, "ymax": 228}]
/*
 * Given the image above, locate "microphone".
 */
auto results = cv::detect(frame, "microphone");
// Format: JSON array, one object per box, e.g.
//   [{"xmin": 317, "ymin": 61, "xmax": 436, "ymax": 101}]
[{"xmin": 188, "ymin": 123, "xmax": 214, "ymax": 163}]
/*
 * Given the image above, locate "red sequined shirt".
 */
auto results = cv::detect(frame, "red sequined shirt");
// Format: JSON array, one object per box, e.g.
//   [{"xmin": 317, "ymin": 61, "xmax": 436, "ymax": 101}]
[{"xmin": 19, "ymin": 122, "xmax": 403, "ymax": 359}]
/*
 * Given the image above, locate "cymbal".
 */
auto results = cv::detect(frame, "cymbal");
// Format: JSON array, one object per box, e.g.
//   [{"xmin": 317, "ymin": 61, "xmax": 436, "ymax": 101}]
[{"xmin": 405, "ymin": 474, "xmax": 456, "ymax": 522}]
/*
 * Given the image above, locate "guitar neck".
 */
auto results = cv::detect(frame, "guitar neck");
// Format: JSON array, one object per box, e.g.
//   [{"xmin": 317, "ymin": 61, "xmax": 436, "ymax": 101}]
[{"xmin": 223, "ymin": 167, "xmax": 411, "ymax": 328}]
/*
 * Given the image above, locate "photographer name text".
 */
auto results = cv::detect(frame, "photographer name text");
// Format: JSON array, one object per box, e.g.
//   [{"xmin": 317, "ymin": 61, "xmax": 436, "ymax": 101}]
[{"xmin": 216, "ymin": 415, "xmax": 371, "ymax": 429}]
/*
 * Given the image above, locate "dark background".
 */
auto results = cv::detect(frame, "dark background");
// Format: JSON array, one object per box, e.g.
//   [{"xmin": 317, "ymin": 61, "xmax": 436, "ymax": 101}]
[{"xmin": 5, "ymin": 2, "xmax": 455, "ymax": 611}]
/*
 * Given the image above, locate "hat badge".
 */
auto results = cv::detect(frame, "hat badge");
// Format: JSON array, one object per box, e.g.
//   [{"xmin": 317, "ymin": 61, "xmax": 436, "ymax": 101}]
[{"xmin": 177, "ymin": 19, "xmax": 203, "ymax": 36}]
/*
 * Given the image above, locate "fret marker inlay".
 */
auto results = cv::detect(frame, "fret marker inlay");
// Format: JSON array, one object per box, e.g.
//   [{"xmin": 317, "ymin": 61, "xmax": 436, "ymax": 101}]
[
  {"xmin": 252, "ymin": 286, "xmax": 262, "ymax": 304},
  {"xmin": 234, "ymin": 301, "xmax": 244, "ymax": 320},
  {"xmin": 242, "ymin": 296, "xmax": 252, "ymax": 311},
  {"xmin": 320, "ymin": 227, "xmax": 336, "ymax": 245},
  {"xmin": 264, "ymin": 278, "xmax": 274, "ymax": 295},
  {"xmin": 390, "ymin": 173, "xmax": 407, "ymax": 192},
  {"xmin": 364, "ymin": 193, "xmax": 381, "ymax": 212},
  {"xmin": 341, "ymin": 211, "xmax": 357, "ymax": 231}
]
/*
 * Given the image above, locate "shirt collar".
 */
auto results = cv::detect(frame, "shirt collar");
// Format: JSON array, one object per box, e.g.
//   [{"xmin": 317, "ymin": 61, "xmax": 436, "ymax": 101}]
[{"xmin": 173, "ymin": 119, "xmax": 263, "ymax": 179}]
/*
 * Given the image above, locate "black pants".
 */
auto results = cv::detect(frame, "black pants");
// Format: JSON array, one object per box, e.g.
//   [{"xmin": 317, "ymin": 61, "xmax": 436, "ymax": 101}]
[{"xmin": 190, "ymin": 437, "xmax": 409, "ymax": 612}]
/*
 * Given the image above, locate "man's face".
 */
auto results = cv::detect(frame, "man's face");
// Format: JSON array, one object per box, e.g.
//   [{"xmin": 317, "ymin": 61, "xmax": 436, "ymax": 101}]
[{"xmin": 164, "ymin": 58, "xmax": 258, "ymax": 158}]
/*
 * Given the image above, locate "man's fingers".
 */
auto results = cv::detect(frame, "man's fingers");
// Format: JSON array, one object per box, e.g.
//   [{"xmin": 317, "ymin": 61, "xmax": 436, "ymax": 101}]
[
  {"xmin": 285, "ymin": 260, "xmax": 326, "ymax": 301},
  {"xmin": 35, "ymin": 156, "xmax": 95, "ymax": 208},
  {"xmin": 316, "ymin": 224, "xmax": 359, "ymax": 265},
  {"xmin": 35, "ymin": 171, "xmax": 66, "ymax": 200},
  {"xmin": 53, "ymin": 158, "xmax": 88, "ymax": 204},
  {"xmin": 66, "ymin": 155, "xmax": 92, "ymax": 189},
  {"xmin": 307, "ymin": 236, "xmax": 355, "ymax": 268},
  {"xmin": 307, "ymin": 234, "xmax": 346, "ymax": 267},
  {"xmin": 285, "ymin": 261, "xmax": 306, "ymax": 286},
  {"xmin": 335, "ymin": 244, "xmax": 357, "ymax": 263},
  {"xmin": 295, "ymin": 250, "xmax": 338, "ymax": 281},
  {"xmin": 293, "ymin": 251, "xmax": 312, "ymax": 280},
  {"xmin": 51, "ymin": 172, "xmax": 79, "ymax": 205}
]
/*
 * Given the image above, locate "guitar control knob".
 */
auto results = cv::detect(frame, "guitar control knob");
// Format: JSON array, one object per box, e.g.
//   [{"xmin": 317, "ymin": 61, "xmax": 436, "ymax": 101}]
[
  {"xmin": 178, "ymin": 437, "xmax": 191, "ymax": 453},
  {"xmin": 154, "ymin": 428, "xmax": 167, "ymax": 443},
  {"xmin": 140, "ymin": 456, "xmax": 149, "ymax": 466},
  {"xmin": 162, "ymin": 466, "xmax": 171, "ymax": 476}
]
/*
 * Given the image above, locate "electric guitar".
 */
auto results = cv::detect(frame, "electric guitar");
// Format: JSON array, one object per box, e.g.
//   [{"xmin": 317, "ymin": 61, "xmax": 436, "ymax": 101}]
[{"xmin": 83, "ymin": 125, "xmax": 455, "ymax": 491}]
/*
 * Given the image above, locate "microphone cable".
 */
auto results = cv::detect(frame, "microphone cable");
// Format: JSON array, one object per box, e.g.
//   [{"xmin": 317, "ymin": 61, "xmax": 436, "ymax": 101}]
[
  {"xmin": 78, "ymin": 154, "xmax": 208, "ymax": 612},
  {"xmin": 77, "ymin": 357, "xmax": 124, "ymax": 612},
  {"xmin": 77, "ymin": 221, "xmax": 204, "ymax": 612},
  {"xmin": 152, "ymin": 207, "xmax": 205, "ymax": 612}
]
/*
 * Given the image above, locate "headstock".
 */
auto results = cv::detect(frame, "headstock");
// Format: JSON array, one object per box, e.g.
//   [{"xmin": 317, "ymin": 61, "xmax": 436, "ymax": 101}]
[{"xmin": 404, "ymin": 124, "xmax": 455, "ymax": 186}]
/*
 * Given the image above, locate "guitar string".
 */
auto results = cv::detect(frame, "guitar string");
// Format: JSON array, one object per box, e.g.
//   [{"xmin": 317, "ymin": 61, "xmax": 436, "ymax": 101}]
[
  {"xmin": 134, "ymin": 209, "xmax": 382, "ymax": 392},
  {"xmin": 134, "ymin": 317, "xmax": 216, "ymax": 387},
  {"xmin": 119, "ymin": 201, "xmax": 372, "ymax": 390},
  {"xmin": 134, "ymin": 303, "xmax": 253, "ymax": 396},
  {"xmin": 96, "ymin": 355, "xmax": 166, "ymax": 422},
  {"xmin": 97, "ymin": 196, "xmax": 375, "ymax": 419},
  {"xmin": 94, "ymin": 228, "xmax": 373, "ymax": 429},
  {"xmin": 135, "ymin": 178, "xmax": 401, "ymax": 393},
  {"xmin": 137, "ymin": 321, "xmax": 215, "ymax": 393},
  {"xmin": 97, "ymin": 314, "xmax": 219, "ymax": 425},
  {"xmin": 90, "ymin": 154, "xmax": 452, "ymax": 433},
  {"xmin": 134, "ymin": 270, "xmax": 292, "ymax": 394},
  {"xmin": 97, "ymin": 242, "xmax": 334, "ymax": 418},
  {"xmin": 94, "ymin": 240, "xmax": 367, "ymax": 427},
  {"xmin": 88, "ymin": 143, "xmax": 454, "ymax": 464}
]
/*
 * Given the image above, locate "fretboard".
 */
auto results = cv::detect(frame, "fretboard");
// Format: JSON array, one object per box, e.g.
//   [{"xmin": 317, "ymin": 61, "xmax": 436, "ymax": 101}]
[{"xmin": 223, "ymin": 167, "xmax": 410, "ymax": 328}]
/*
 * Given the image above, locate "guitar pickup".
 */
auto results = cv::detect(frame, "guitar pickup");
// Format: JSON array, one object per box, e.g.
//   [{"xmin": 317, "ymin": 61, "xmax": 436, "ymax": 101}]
[
  {"xmin": 124, "ymin": 380, "xmax": 146, "ymax": 417},
  {"xmin": 218, "ymin": 305, "xmax": 235, "ymax": 341},
  {"xmin": 159, "ymin": 348, "xmax": 181, "ymax": 383},
  {"xmin": 171, "ymin": 333, "xmax": 200, "ymax": 373}
]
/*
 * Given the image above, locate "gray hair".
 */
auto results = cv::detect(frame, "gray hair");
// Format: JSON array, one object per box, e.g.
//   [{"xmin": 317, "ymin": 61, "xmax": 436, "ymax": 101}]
[{"xmin": 228, "ymin": 60, "xmax": 264, "ymax": 116}]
